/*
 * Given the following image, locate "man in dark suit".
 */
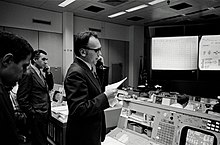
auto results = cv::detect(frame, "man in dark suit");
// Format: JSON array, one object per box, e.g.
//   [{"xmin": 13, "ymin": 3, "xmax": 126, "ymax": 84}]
[
  {"xmin": 64, "ymin": 31, "xmax": 117, "ymax": 145},
  {"xmin": 17, "ymin": 49, "xmax": 54, "ymax": 145},
  {"xmin": 0, "ymin": 31, "xmax": 33, "ymax": 145}
]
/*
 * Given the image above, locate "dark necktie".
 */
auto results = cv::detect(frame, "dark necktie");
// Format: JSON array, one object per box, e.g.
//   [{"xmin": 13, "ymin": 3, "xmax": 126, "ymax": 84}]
[
  {"xmin": 93, "ymin": 71, "xmax": 98, "ymax": 78},
  {"xmin": 39, "ymin": 71, "xmax": 45, "ymax": 84},
  {"xmin": 91, "ymin": 66, "xmax": 97, "ymax": 78},
  {"xmin": 91, "ymin": 66, "xmax": 101, "ymax": 85}
]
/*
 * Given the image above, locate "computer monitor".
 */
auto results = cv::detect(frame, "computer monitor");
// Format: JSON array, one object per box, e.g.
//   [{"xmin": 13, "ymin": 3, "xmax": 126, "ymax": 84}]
[{"xmin": 180, "ymin": 126, "xmax": 217, "ymax": 145}]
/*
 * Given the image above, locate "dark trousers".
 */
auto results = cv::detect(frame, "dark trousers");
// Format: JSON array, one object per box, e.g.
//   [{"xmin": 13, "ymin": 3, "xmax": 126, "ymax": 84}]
[{"xmin": 30, "ymin": 113, "xmax": 48, "ymax": 145}]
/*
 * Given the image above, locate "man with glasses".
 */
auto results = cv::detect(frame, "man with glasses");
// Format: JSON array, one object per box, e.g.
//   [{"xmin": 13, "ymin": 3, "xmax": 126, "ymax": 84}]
[{"xmin": 64, "ymin": 31, "xmax": 117, "ymax": 145}]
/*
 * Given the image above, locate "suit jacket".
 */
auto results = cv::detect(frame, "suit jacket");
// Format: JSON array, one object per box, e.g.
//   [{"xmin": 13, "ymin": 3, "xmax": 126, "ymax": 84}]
[
  {"xmin": 17, "ymin": 65, "xmax": 54, "ymax": 115},
  {"xmin": 64, "ymin": 58, "xmax": 110, "ymax": 145},
  {"xmin": 0, "ymin": 83, "xmax": 19, "ymax": 145}
]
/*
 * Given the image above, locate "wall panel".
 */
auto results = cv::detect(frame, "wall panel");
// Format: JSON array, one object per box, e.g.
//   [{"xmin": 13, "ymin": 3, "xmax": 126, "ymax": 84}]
[
  {"xmin": 39, "ymin": 32, "xmax": 62, "ymax": 67},
  {"xmin": 108, "ymin": 40, "xmax": 129, "ymax": 85},
  {"xmin": 0, "ymin": 1, "xmax": 62, "ymax": 33},
  {"xmin": 39, "ymin": 32, "xmax": 63, "ymax": 83},
  {"xmin": 5, "ymin": 27, "xmax": 38, "ymax": 49}
]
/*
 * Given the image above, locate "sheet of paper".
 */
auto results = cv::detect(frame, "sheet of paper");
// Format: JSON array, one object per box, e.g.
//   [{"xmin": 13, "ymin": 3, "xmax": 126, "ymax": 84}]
[
  {"xmin": 51, "ymin": 105, "xmax": 68, "ymax": 115},
  {"xmin": 162, "ymin": 98, "xmax": 171, "ymax": 106},
  {"xmin": 105, "ymin": 77, "xmax": 127, "ymax": 91},
  {"xmin": 102, "ymin": 136, "xmax": 124, "ymax": 145}
]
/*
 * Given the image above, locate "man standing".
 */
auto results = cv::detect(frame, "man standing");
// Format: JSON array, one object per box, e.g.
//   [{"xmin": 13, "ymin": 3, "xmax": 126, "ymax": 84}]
[
  {"xmin": 17, "ymin": 49, "xmax": 54, "ymax": 145},
  {"xmin": 0, "ymin": 31, "xmax": 33, "ymax": 145},
  {"xmin": 64, "ymin": 31, "xmax": 117, "ymax": 145}
]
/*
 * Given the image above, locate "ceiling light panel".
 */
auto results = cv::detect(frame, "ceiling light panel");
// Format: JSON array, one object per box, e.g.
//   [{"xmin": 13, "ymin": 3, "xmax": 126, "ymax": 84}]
[
  {"xmin": 58, "ymin": 0, "xmax": 76, "ymax": 7},
  {"xmin": 108, "ymin": 11, "xmax": 126, "ymax": 18},
  {"xmin": 125, "ymin": 4, "xmax": 148, "ymax": 12},
  {"xmin": 148, "ymin": 0, "xmax": 166, "ymax": 5}
]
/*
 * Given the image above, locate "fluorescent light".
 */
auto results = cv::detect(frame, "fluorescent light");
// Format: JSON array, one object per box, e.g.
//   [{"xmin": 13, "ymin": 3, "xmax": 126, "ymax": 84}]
[
  {"xmin": 58, "ymin": 0, "xmax": 76, "ymax": 7},
  {"xmin": 208, "ymin": 7, "xmax": 215, "ymax": 10},
  {"xmin": 148, "ymin": 0, "xmax": 166, "ymax": 5},
  {"xmin": 125, "ymin": 4, "xmax": 148, "ymax": 12},
  {"xmin": 108, "ymin": 11, "xmax": 126, "ymax": 18}
]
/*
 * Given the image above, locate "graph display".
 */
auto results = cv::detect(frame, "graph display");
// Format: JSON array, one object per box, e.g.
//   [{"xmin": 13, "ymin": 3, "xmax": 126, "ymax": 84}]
[
  {"xmin": 199, "ymin": 35, "xmax": 220, "ymax": 70},
  {"xmin": 185, "ymin": 129, "xmax": 214, "ymax": 145},
  {"xmin": 152, "ymin": 36, "xmax": 198, "ymax": 70}
]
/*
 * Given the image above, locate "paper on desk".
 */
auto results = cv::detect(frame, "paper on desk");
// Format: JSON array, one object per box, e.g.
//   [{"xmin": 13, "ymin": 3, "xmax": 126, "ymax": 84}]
[
  {"xmin": 102, "ymin": 136, "xmax": 124, "ymax": 145},
  {"xmin": 51, "ymin": 105, "xmax": 68, "ymax": 115},
  {"xmin": 105, "ymin": 77, "xmax": 127, "ymax": 91}
]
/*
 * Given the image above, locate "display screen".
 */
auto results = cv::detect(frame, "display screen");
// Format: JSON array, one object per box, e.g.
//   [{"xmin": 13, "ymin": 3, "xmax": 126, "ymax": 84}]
[
  {"xmin": 185, "ymin": 129, "xmax": 214, "ymax": 145},
  {"xmin": 151, "ymin": 36, "xmax": 198, "ymax": 70},
  {"xmin": 199, "ymin": 35, "xmax": 220, "ymax": 70},
  {"xmin": 180, "ymin": 126, "xmax": 217, "ymax": 145}
]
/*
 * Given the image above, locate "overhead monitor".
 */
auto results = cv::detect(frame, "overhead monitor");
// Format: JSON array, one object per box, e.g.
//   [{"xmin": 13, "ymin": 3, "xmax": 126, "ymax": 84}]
[
  {"xmin": 199, "ymin": 35, "xmax": 220, "ymax": 70},
  {"xmin": 151, "ymin": 36, "xmax": 198, "ymax": 70}
]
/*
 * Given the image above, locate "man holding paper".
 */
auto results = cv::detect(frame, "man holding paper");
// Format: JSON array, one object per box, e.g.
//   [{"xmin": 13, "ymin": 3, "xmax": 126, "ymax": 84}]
[{"xmin": 64, "ymin": 31, "xmax": 117, "ymax": 145}]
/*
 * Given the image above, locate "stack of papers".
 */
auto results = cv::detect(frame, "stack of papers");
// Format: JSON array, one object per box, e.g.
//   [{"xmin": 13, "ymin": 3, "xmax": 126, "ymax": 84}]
[
  {"xmin": 51, "ymin": 105, "xmax": 68, "ymax": 123},
  {"xmin": 102, "ymin": 136, "xmax": 124, "ymax": 145}
]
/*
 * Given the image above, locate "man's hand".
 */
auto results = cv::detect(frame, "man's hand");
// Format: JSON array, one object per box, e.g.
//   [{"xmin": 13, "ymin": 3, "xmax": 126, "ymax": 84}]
[
  {"xmin": 104, "ymin": 89, "xmax": 118, "ymax": 100},
  {"xmin": 43, "ymin": 64, "xmax": 51, "ymax": 74}
]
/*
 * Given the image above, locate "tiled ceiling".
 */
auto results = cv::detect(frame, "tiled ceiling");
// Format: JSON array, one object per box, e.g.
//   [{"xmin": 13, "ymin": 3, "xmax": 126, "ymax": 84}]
[{"xmin": 1, "ymin": 0, "xmax": 220, "ymax": 26}]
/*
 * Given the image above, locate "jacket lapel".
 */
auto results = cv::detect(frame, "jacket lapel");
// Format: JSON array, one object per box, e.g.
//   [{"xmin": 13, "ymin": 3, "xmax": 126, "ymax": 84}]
[
  {"xmin": 75, "ymin": 58, "xmax": 102, "ymax": 93},
  {"xmin": 30, "ymin": 67, "xmax": 47, "ymax": 89}
]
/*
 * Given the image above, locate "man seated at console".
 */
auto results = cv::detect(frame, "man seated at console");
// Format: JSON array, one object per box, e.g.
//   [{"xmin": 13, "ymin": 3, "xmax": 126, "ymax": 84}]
[
  {"xmin": 170, "ymin": 94, "xmax": 189, "ymax": 109},
  {"xmin": 211, "ymin": 96, "xmax": 220, "ymax": 113}
]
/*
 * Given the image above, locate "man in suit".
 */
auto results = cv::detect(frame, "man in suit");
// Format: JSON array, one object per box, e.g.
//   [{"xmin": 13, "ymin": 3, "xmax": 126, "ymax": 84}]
[
  {"xmin": 0, "ymin": 31, "xmax": 33, "ymax": 145},
  {"xmin": 64, "ymin": 31, "xmax": 117, "ymax": 145},
  {"xmin": 17, "ymin": 49, "xmax": 54, "ymax": 145}
]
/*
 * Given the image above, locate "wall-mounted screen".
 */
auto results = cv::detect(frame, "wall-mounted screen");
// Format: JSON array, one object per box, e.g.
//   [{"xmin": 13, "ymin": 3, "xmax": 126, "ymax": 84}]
[
  {"xmin": 199, "ymin": 35, "xmax": 220, "ymax": 70},
  {"xmin": 151, "ymin": 36, "xmax": 198, "ymax": 70}
]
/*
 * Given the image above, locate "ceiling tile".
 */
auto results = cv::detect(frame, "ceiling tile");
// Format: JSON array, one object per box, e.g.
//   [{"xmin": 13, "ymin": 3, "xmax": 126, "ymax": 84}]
[
  {"xmin": 84, "ymin": 5, "xmax": 105, "ymax": 13},
  {"xmin": 127, "ymin": 16, "xmax": 144, "ymax": 21},
  {"xmin": 98, "ymin": 0, "xmax": 128, "ymax": 6},
  {"xmin": 1, "ymin": 0, "xmax": 220, "ymax": 26},
  {"xmin": 170, "ymin": 2, "xmax": 192, "ymax": 10}
]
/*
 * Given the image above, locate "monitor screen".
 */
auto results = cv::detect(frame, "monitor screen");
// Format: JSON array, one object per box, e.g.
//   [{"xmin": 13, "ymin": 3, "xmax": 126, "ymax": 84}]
[
  {"xmin": 199, "ymin": 35, "xmax": 220, "ymax": 70},
  {"xmin": 186, "ymin": 129, "xmax": 214, "ymax": 145},
  {"xmin": 151, "ymin": 36, "xmax": 198, "ymax": 70},
  {"xmin": 180, "ymin": 126, "xmax": 217, "ymax": 145}
]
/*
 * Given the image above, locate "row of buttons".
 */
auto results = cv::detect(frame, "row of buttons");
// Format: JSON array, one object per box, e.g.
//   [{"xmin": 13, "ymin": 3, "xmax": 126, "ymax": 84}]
[
  {"xmin": 206, "ymin": 126, "xmax": 220, "ymax": 133},
  {"xmin": 206, "ymin": 120, "xmax": 220, "ymax": 133}
]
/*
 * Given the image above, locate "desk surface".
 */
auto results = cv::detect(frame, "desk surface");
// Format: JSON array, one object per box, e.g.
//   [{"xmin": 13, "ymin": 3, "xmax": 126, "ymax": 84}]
[{"xmin": 51, "ymin": 101, "xmax": 122, "ymax": 127}]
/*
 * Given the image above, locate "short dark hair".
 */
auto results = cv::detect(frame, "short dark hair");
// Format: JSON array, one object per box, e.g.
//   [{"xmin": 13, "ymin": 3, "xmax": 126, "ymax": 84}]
[
  {"xmin": 177, "ymin": 94, "xmax": 189, "ymax": 105},
  {"xmin": 0, "ymin": 31, "xmax": 33, "ymax": 63},
  {"xmin": 31, "ymin": 49, "xmax": 47, "ymax": 64},
  {"xmin": 74, "ymin": 31, "xmax": 98, "ymax": 57}
]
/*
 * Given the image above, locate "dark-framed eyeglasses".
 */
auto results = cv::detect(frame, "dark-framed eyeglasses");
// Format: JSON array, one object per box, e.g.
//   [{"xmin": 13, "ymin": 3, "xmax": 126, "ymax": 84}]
[{"xmin": 84, "ymin": 46, "xmax": 101, "ymax": 53}]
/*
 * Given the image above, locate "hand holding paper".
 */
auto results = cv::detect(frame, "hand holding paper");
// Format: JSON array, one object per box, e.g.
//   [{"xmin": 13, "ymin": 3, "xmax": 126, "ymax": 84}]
[
  {"xmin": 105, "ymin": 77, "xmax": 127, "ymax": 90},
  {"xmin": 104, "ymin": 77, "xmax": 127, "ymax": 107}
]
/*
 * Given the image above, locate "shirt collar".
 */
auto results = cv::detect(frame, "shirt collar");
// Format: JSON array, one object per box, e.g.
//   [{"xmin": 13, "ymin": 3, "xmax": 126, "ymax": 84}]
[
  {"xmin": 31, "ymin": 64, "xmax": 42, "ymax": 77},
  {"xmin": 76, "ymin": 56, "xmax": 92, "ymax": 70}
]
